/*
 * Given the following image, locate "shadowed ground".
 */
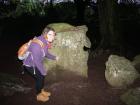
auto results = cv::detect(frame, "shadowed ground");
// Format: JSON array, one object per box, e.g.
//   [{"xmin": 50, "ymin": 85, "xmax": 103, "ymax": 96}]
[{"xmin": 0, "ymin": 39, "xmax": 139, "ymax": 105}]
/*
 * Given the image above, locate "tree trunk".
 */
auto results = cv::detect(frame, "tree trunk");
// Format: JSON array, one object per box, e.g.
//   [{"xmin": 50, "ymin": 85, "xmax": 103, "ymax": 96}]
[
  {"xmin": 98, "ymin": 0, "xmax": 122, "ymax": 51},
  {"xmin": 74, "ymin": 0, "xmax": 85, "ymax": 23},
  {"xmin": 106, "ymin": 0, "xmax": 122, "ymax": 48},
  {"xmin": 98, "ymin": 0, "xmax": 110, "ymax": 49}
]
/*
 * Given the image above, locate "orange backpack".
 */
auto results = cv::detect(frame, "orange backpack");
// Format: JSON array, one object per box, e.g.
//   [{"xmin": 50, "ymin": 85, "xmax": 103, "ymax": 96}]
[{"xmin": 17, "ymin": 38, "xmax": 45, "ymax": 60}]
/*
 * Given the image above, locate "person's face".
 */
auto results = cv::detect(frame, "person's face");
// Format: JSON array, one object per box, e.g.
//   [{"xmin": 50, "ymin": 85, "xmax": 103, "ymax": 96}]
[{"xmin": 44, "ymin": 30, "xmax": 55, "ymax": 42}]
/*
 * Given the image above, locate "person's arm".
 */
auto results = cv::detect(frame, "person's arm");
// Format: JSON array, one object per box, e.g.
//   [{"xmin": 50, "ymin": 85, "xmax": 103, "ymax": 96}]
[
  {"xmin": 31, "ymin": 44, "xmax": 47, "ymax": 76},
  {"xmin": 44, "ymin": 46, "xmax": 56, "ymax": 60},
  {"xmin": 46, "ymin": 51, "xmax": 56, "ymax": 60}
]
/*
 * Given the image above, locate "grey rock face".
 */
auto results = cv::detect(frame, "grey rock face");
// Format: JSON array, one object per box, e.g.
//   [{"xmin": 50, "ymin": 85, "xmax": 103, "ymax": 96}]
[
  {"xmin": 43, "ymin": 23, "xmax": 91, "ymax": 82},
  {"xmin": 132, "ymin": 55, "xmax": 140, "ymax": 72},
  {"xmin": 121, "ymin": 87, "xmax": 140, "ymax": 105},
  {"xmin": 0, "ymin": 73, "xmax": 31, "ymax": 96},
  {"xmin": 105, "ymin": 55, "xmax": 139, "ymax": 88}
]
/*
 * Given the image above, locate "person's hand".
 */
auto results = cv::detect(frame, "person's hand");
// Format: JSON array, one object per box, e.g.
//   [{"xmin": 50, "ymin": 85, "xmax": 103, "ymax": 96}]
[{"xmin": 56, "ymin": 56, "xmax": 59, "ymax": 61}]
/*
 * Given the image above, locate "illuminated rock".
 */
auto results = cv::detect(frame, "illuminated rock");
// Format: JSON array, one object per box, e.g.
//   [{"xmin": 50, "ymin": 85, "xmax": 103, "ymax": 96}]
[
  {"xmin": 105, "ymin": 55, "xmax": 139, "ymax": 88},
  {"xmin": 44, "ymin": 23, "xmax": 91, "ymax": 82}
]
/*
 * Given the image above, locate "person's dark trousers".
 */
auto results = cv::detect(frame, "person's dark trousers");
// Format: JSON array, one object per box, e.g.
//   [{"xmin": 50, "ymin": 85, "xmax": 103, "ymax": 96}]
[{"xmin": 23, "ymin": 66, "xmax": 45, "ymax": 94}]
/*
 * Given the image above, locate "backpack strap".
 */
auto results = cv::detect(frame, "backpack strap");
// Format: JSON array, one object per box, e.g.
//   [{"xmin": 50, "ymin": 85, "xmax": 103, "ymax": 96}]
[{"xmin": 32, "ymin": 38, "xmax": 45, "ymax": 48}]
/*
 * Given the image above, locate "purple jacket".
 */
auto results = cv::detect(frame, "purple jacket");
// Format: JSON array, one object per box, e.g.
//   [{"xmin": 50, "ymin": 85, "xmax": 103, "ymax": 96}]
[{"xmin": 23, "ymin": 35, "xmax": 56, "ymax": 76}]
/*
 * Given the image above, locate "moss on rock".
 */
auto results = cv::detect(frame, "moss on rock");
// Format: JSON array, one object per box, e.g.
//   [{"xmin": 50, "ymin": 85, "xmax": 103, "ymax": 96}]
[
  {"xmin": 47, "ymin": 23, "xmax": 75, "ymax": 32},
  {"xmin": 43, "ymin": 23, "xmax": 90, "ymax": 82}
]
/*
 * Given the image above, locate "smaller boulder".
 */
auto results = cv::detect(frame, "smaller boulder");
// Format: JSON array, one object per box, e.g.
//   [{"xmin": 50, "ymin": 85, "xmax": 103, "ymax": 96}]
[
  {"xmin": 105, "ymin": 55, "xmax": 139, "ymax": 88},
  {"xmin": 121, "ymin": 87, "xmax": 140, "ymax": 105}
]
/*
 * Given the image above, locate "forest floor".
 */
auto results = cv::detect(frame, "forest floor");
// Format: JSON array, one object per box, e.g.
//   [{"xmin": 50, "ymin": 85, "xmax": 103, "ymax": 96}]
[{"xmin": 0, "ymin": 40, "xmax": 139, "ymax": 105}]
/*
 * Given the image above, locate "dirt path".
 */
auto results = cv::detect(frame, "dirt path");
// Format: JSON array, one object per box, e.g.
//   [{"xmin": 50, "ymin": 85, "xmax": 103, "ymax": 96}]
[{"xmin": 0, "ymin": 41, "xmax": 127, "ymax": 105}]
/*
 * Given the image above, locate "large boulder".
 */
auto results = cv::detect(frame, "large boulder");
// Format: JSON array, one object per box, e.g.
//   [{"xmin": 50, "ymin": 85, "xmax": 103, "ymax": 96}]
[
  {"xmin": 105, "ymin": 55, "xmax": 139, "ymax": 88},
  {"xmin": 44, "ymin": 23, "xmax": 91, "ymax": 82}
]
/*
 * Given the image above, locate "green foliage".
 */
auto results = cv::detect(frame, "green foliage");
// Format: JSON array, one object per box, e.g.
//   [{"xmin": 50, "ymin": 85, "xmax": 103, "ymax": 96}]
[
  {"xmin": 0, "ymin": 0, "xmax": 45, "ymax": 18},
  {"xmin": 15, "ymin": 0, "xmax": 45, "ymax": 16},
  {"xmin": 0, "ymin": 1, "xmax": 76, "ymax": 20}
]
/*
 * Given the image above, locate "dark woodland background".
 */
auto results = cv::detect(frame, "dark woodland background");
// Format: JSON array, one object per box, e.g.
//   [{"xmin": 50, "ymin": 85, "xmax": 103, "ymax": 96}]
[{"xmin": 0, "ymin": 0, "xmax": 140, "ymax": 59}]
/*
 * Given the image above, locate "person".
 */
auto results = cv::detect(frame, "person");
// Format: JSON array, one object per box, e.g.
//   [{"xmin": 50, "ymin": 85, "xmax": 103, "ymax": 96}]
[{"xmin": 22, "ymin": 27, "xmax": 58, "ymax": 102}]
